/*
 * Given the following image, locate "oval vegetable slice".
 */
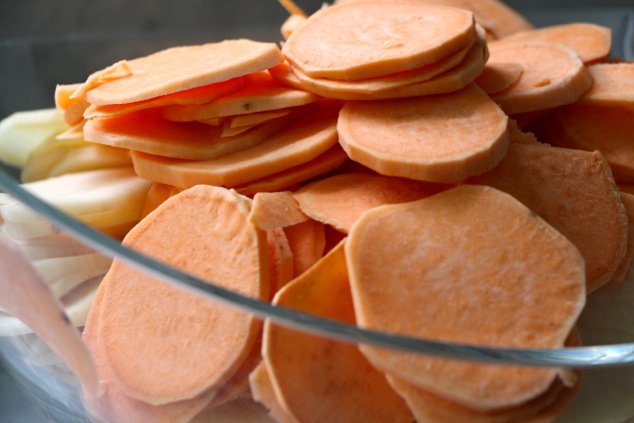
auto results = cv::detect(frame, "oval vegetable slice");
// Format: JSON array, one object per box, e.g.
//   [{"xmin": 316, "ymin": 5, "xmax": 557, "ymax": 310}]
[
  {"xmin": 282, "ymin": 0, "xmax": 477, "ymax": 81},
  {"xmin": 337, "ymin": 83, "xmax": 509, "ymax": 183},
  {"xmin": 345, "ymin": 185, "xmax": 585, "ymax": 411},
  {"xmin": 97, "ymin": 185, "xmax": 269, "ymax": 405}
]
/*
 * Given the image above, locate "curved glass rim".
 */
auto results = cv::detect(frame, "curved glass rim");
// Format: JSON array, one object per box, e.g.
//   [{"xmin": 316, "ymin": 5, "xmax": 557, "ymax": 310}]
[{"xmin": 2, "ymin": 168, "xmax": 634, "ymax": 369}]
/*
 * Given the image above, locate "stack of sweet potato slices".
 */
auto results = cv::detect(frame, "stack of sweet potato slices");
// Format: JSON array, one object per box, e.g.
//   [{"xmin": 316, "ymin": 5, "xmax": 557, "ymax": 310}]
[{"xmin": 41, "ymin": 0, "xmax": 634, "ymax": 421}]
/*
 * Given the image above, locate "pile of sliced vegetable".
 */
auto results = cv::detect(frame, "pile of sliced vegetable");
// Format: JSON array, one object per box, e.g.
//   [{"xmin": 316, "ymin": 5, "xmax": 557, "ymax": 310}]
[{"xmin": 1, "ymin": 0, "xmax": 634, "ymax": 422}]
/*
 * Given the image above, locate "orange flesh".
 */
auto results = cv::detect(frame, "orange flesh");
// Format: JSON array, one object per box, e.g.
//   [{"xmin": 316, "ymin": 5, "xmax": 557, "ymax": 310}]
[
  {"xmin": 337, "ymin": 83, "xmax": 509, "ymax": 183},
  {"xmin": 345, "ymin": 185, "xmax": 585, "ymax": 410},
  {"xmin": 97, "ymin": 185, "xmax": 268, "ymax": 405},
  {"xmin": 474, "ymin": 61, "xmax": 523, "ymax": 94},
  {"xmin": 577, "ymin": 62, "xmax": 634, "ymax": 106},
  {"xmin": 282, "ymin": 0, "xmax": 477, "ymax": 81}
]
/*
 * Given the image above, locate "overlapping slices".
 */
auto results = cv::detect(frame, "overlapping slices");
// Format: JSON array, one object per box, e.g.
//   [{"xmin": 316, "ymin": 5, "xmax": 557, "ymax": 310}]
[{"xmin": 0, "ymin": 168, "xmax": 151, "ymax": 336}]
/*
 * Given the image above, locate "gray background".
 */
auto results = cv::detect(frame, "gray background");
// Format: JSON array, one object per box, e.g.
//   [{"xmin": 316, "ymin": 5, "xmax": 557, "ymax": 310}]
[{"xmin": 0, "ymin": 1, "xmax": 633, "ymax": 422}]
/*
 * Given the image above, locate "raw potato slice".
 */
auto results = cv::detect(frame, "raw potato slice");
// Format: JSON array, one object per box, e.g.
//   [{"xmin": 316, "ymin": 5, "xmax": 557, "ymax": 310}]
[
  {"xmin": 607, "ymin": 192, "xmax": 634, "ymax": 286},
  {"xmin": 262, "ymin": 242, "xmax": 415, "ymax": 423},
  {"xmin": 140, "ymin": 183, "xmax": 183, "ymax": 218},
  {"xmin": 234, "ymin": 144, "xmax": 349, "ymax": 197},
  {"xmin": 474, "ymin": 61, "xmax": 523, "ymax": 94},
  {"xmin": 84, "ymin": 107, "xmax": 292, "ymax": 160},
  {"xmin": 266, "ymin": 227, "xmax": 295, "ymax": 298},
  {"xmin": 282, "ymin": 0, "xmax": 477, "ymax": 81},
  {"xmin": 162, "ymin": 71, "xmax": 321, "ymax": 122},
  {"xmin": 468, "ymin": 143, "xmax": 628, "ymax": 293},
  {"xmin": 546, "ymin": 104, "xmax": 634, "ymax": 183},
  {"xmin": 577, "ymin": 62, "xmax": 634, "ymax": 107},
  {"xmin": 55, "ymin": 83, "xmax": 90, "ymax": 125},
  {"xmin": 131, "ymin": 105, "xmax": 340, "ymax": 189},
  {"xmin": 97, "ymin": 185, "xmax": 268, "ymax": 405},
  {"xmin": 83, "ymin": 77, "xmax": 245, "ymax": 119},
  {"xmin": 345, "ymin": 185, "xmax": 585, "ymax": 411},
  {"xmin": 227, "ymin": 109, "xmax": 291, "ymax": 128},
  {"xmin": 283, "ymin": 218, "xmax": 326, "ymax": 277},
  {"xmin": 487, "ymin": 41, "xmax": 593, "ymax": 115},
  {"xmin": 337, "ymin": 83, "xmax": 509, "ymax": 183},
  {"xmin": 293, "ymin": 171, "xmax": 446, "ymax": 233},
  {"xmin": 496, "ymin": 23, "xmax": 612, "ymax": 64},
  {"xmin": 0, "ymin": 234, "xmax": 100, "ymax": 397},
  {"xmin": 83, "ymin": 40, "xmax": 283, "ymax": 105},
  {"xmin": 249, "ymin": 362, "xmax": 297, "ymax": 423},
  {"xmin": 272, "ymin": 32, "xmax": 488, "ymax": 100}
]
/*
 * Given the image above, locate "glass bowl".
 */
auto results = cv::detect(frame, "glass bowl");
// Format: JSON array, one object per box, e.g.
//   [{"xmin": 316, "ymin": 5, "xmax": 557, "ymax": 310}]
[{"xmin": 1, "ymin": 1, "xmax": 634, "ymax": 422}]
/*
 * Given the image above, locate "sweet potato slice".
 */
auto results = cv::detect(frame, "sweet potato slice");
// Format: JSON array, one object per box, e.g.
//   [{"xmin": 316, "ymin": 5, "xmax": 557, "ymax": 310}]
[
  {"xmin": 337, "ymin": 83, "xmax": 509, "ymax": 183},
  {"xmin": 497, "ymin": 23, "xmax": 611, "ymax": 64},
  {"xmin": 265, "ymin": 227, "xmax": 295, "ymax": 298},
  {"xmin": 346, "ymin": 185, "xmax": 585, "ymax": 410},
  {"xmin": 140, "ymin": 183, "xmax": 183, "ymax": 218},
  {"xmin": 262, "ymin": 242, "xmax": 415, "ymax": 423},
  {"xmin": 162, "ymin": 71, "xmax": 321, "ymax": 122},
  {"xmin": 282, "ymin": 0, "xmax": 477, "ymax": 81},
  {"xmin": 83, "ymin": 107, "xmax": 292, "ymax": 160},
  {"xmin": 249, "ymin": 362, "xmax": 297, "ymax": 423},
  {"xmin": 82, "ymin": 40, "xmax": 283, "ymax": 106},
  {"xmin": 546, "ymin": 104, "xmax": 634, "ymax": 183},
  {"xmin": 234, "ymin": 144, "xmax": 349, "ymax": 197},
  {"xmin": 608, "ymin": 192, "xmax": 634, "ymax": 286},
  {"xmin": 474, "ymin": 61, "xmax": 523, "ymax": 94},
  {"xmin": 577, "ymin": 62, "xmax": 634, "ymax": 107},
  {"xmin": 249, "ymin": 191, "xmax": 309, "ymax": 232},
  {"xmin": 83, "ymin": 77, "xmax": 245, "ymax": 119},
  {"xmin": 55, "ymin": 83, "xmax": 90, "ymax": 125},
  {"xmin": 293, "ymin": 171, "xmax": 446, "ymax": 233},
  {"xmin": 97, "ymin": 185, "xmax": 268, "ymax": 405},
  {"xmin": 131, "ymin": 105, "xmax": 340, "ymax": 189},
  {"xmin": 272, "ymin": 32, "xmax": 488, "ymax": 100},
  {"xmin": 486, "ymin": 41, "xmax": 593, "ymax": 115},
  {"xmin": 283, "ymin": 218, "xmax": 326, "ymax": 277},
  {"xmin": 468, "ymin": 143, "xmax": 628, "ymax": 293}
]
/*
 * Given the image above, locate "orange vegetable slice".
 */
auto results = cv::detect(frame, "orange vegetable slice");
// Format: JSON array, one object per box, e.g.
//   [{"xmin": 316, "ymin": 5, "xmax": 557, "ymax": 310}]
[
  {"xmin": 474, "ymin": 61, "xmax": 523, "ymax": 94},
  {"xmin": 577, "ymin": 62, "xmax": 634, "ymax": 107},
  {"xmin": 608, "ymin": 191, "xmax": 634, "ymax": 287},
  {"xmin": 55, "ymin": 83, "xmax": 90, "ymax": 125},
  {"xmin": 337, "ymin": 83, "xmax": 509, "ymax": 183},
  {"xmin": 249, "ymin": 362, "xmax": 297, "ymax": 423},
  {"xmin": 293, "ymin": 171, "xmax": 447, "ymax": 233},
  {"xmin": 161, "ymin": 71, "xmax": 321, "ymax": 122},
  {"xmin": 84, "ymin": 107, "xmax": 292, "ymax": 160},
  {"xmin": 131, "ymin": 104, "xmax": 340, "ymax": 189},
  {"xmin": 97, "ymin": 185, "xmax": 268, "ymax": 405},
  {"xmin": 282, "ymin": 0, "xmax": 477, "ymax": 81},
  {"xmin": 83, "ymin": 40, "xmax": 283, "ymax": 105},
  {"xmin": 83, "ymin": 77, "xmax": 245, "ymax": 119},
  {"xmin": 283, "ymin": 218, "xmax": 327, "ymax": 277},
  {"xmin": 487, "ymin": 41, "xmax": 593, "ymax": 115},
  {"xmin": 249, "ymin": 191, "xmax": 309, "ymax": 232},
  {"xmin": 262, "ymin": 242, "xmax": 415, "ymax": 423},
  {"xmin": 497, "ymin": 23, "xmax": 612, "ymax": 64},
  {"xmin": 468, "ymin": 143, "xmax": 628, "ymax": 293},
  {"xmin": 345, "ymin": 185, "xmax": 585, "ymax": 410}
]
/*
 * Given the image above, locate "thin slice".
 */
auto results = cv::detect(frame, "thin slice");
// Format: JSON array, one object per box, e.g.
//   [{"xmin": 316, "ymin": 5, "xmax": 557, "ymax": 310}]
[
  {"xmin": 249, "ymin": 191, "xmax": 309, "ymax": 232},
  {"xmin": 282, "ymin": 0, "xmax": 477, "ymax": 81},
  {"xmin": 468, "ymin": 143, "xmax": 628, "ymax": 293},
  {"xmin": 337, "ymin": 83, "xmax": 508, "ymax": 183},
  {"xmin": 131, "ymin": 105, "xmax": 340, "ymax": 189},
  {"xmin": 263, "ymin": 242, "xmax": 415, "ymax": 423},
  {"xmin": 293, "ymin": 171, "xmax": 446, "ymax": 233},
  {"xmin": 249, "ymin": 362, "xmax": 297, "ymax": 423},
  {"xmin": 283, "ymin": 218, "xmax": 326, "ymax": 277},
  {"xmin": 345, "ymin": 185, "xmax": 585, "ymax": 410},
  {"xmin": 83, "ymin": 40, "xmax": 283, "ymax": 105},
  {"xmin": 487, "ymin": 41, "xmax": 593, "ymax": 115},
  {"xmin": 577, "ymin": 62, "xmax": 634, "ymax": 107},
  {"xmin": 474, "ymin": 61, "xmax": 523, "ymax": 94},
  {"xmin": 84, "ymin": 107, "xmax": 292, "ymax": 160},
  {"xmin": 97, "ymin": 185, "xmax": 268, "ymax": 405}
]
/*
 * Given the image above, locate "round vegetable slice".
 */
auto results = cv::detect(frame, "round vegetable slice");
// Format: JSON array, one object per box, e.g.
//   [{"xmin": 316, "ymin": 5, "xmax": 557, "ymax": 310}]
[
  {"xmin": 98, "ymin": 185, "xmax": 269, "ymax": 405},
  {"xmin": 337, "ymin": 83, "xmax": 509, "ymax": 183},
  {"xmin": 282, "ymin": 0, "xmax": 477, "ymax": 81},
  {"xmin": 345, "ymin": 185, "xmax": 585, "ymax": 411}
]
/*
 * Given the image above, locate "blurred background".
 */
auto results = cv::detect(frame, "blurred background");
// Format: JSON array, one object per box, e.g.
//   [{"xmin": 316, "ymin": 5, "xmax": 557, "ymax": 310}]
[{"xmin": 0, "ymin": 0, "xmax": 632, "ymax": 118}]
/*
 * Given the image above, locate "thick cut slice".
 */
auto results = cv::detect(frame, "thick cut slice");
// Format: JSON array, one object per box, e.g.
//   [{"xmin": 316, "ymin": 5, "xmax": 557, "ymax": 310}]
[
  {"xmin": 496, "ymin": 23, "xmax": 611, "ymax": 64},
  {"xmin": 577, "ymin": 62, "xmax": 634, "ymax": 107},
  {"xmin": 131, "ymin": 105, "xmax": 340, "ymax": 189},
  {"xmin": 487, "ymin": 42, "xmax": 593, "ymax": 115},
  {"xmin": 83, "ymin": 77, "xmax": 245, "ymax": 119},
  {"xmin": 162, "ymin": 71, "xmax": 321, "ymax": 122},
  {"xmin": 468, "ymin": 143, "xmax": 628, "ymax": 293},
  {"xmin": 83, "ymin": 40, "xmax": 283, "ymax": 105},
  {"xmin": 337, "ymin": 83, "xmax": 508, "ymax": 183},
  {"xmin": 547, "ymin": 104, "xmax": 634, "ymax": 183},
  {"xmin": 84, "ymin": 107, "xmax": 292, "ymax": 160},
  {"xmin": 262, "ymin": 242, "xmax": 415, "ymax": 423},
  {"xmin": 293, "ymin": 171, "xmax": 446, "ymax": 233},
  {"xmin": 345, "ymin": 185, "xmax": 585, "ymax": 410},
  {"xmin": 282, "ymin": 0, "xmax": 477, "ymax": 81},
  {"xmin": 97, "ymin": 186, "xmax": 268, "ymax": 405}
]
